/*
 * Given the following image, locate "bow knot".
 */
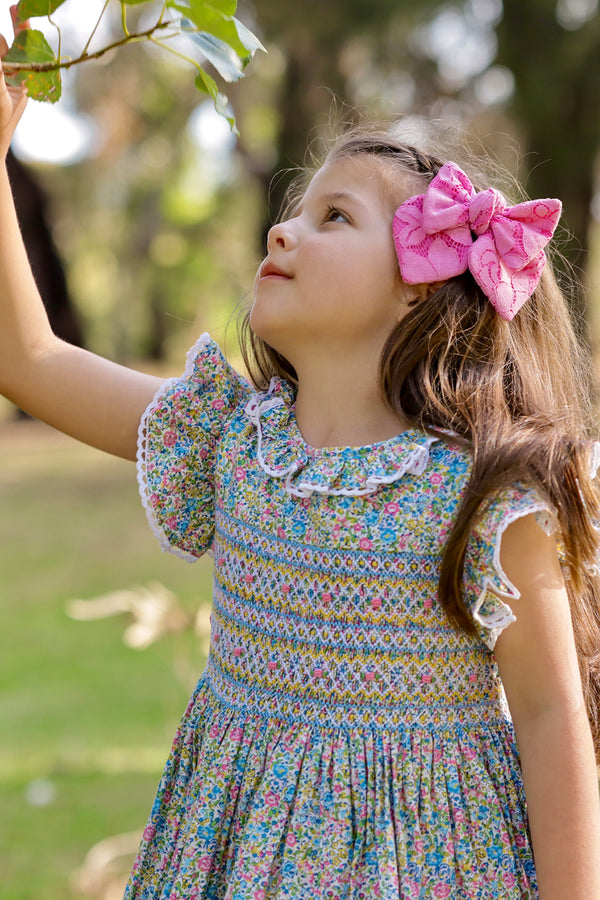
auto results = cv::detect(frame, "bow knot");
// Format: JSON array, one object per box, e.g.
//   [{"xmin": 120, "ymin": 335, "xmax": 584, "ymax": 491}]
[
  {"xmin": 392, "ymin": 161, "xmax": 562, "ymax": 321},
  {"xmin": 468, "ymin": 188, "xmax": 505, "ymax": 236}
]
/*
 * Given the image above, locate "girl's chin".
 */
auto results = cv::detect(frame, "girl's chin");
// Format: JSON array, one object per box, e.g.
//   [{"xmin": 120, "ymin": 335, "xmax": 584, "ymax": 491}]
[{"xmin": 250, "ymin": 309, "xmax": 289, "ymax": 347}]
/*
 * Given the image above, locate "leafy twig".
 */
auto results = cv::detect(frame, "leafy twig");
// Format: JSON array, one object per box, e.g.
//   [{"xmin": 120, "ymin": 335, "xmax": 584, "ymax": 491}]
[
  {"xmin": 47, "ymin": 12, "xmax": 61, "ymax": 63},
  {"xmin": 120, "ymin": 1, "xmax": 130, "ymax": 39},
  {"xmin": 80, "ymin": 0, "xmax": 111, "ymax": 59},
  {"xmin": 148, "ymin": 34, "xmax": 201, "ymax": 74},
  {"xmin": 3, "ymin": 19, "xmax": 173, "ymax": 74},
  {"xmin": 157, "ymin": 1, "xmax": 169, "ymax": 25}
]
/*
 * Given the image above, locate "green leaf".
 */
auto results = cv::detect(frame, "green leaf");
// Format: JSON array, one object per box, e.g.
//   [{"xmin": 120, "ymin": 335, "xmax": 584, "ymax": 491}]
[
  {"xmin": 184, "ymin": 26, "xmax": 244, "ymax": 82},
  {"xmin": 172, "ymin": 3, "xmax": 264, "ymax": 61},
  {"xmin": 169, "ymin": 0, "xmax": 238, "ymax": 18},
  {"xmin": 3, "ymin": 29, "xmax": 61, "ymax": 103},
  {"xmin": 205, "ymin": 0, "xmax": 237, "ymax": 15},
  {"xmin": 17, "ymin": 0, "xmax": 67, "ymax": 17},
  {"xmin": 231, "ymin": 17, "xmax": 265, "ymax": 57},
  {"xmin": 194, "ymin": 67, "xmax": 237, "ymax": 132}
]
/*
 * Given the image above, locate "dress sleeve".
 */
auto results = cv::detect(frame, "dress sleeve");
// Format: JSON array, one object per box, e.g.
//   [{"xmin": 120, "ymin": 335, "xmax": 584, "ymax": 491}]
[
  {"xmin": 462, "ymin": 486, "xmax": 558, "ymax": 650},
  {"xmin": 136, "ymin": 333, "xmax": 251, "ymax": 561}
]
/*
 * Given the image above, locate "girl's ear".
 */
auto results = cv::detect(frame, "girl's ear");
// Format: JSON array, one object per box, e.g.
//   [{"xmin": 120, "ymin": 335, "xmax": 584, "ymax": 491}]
[{"xmin": 403, "ymin": 280, "xmax": 447, "ymax": 307}]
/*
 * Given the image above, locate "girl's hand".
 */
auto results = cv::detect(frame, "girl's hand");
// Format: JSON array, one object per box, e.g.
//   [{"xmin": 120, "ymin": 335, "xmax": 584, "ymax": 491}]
[{"xmin": 0, "ymin": 5, "xmax": 30, "ymax": 159}]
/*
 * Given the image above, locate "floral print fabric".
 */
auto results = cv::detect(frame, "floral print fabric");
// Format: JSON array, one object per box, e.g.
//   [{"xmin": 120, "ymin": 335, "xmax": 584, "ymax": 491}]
[{"xmin": 126, "ymin": 333, "xmax": 551, "ymax": 899}]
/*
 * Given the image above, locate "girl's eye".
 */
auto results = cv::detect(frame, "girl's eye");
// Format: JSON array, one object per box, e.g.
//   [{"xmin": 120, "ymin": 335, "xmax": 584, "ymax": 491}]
[{"xmin": 324, "ymin": 206, "xmax": 349, "ymax": 224}]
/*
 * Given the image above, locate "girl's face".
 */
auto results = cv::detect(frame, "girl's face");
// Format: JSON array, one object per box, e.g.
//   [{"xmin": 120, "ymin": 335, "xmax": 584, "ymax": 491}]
[{"xmin": 251, "ymin": 155, "xmax": 415, "ymax": 369}]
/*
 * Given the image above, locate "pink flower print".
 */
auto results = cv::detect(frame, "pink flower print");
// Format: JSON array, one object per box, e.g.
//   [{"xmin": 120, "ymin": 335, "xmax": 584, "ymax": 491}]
[
  {"xmin": 212, "ymin": 398, "xmax": 225, "ymax": 410},
  {"xmin": 277, "ymin": 527, "xmax": 286, "ymax": 539},
  {"xmin": 199, "ymin": 447, "xmax": 208, "ymax": 461},
  {"xmin": 163, "ymin": 790, "xmax": 172, "ymax": 805},
  {"xmin": 264, "ymin": 791, "xmax": 280, "ymax": 807},
  {"xmin": 285, "ymin": 833, "xmax": 297, "ymax": 848},
  {"xmin": 462, "ymin": 746, "xmax": 477, "ymax": 760},
  {"xmin": 515, "ymin": 833, "xmax": 527, "ymax": 848},
  {"xmin": 230, "ymin": 726, "xmax": 244, "ymax": 741},
  {"xmin": 433, "ymin": 885, "xmax": 451, "ymax": 898},
  {"xmin": 359, "ymin": 537, "xmax": 373, "ymax": 550},
  {"xmin": 150, "ymin": 493, "xmax": 160, "ymax": 508},
  {"xmin": 143, "ymin": 825, "xmax": 156, "ymax": 841},
  {"xmin": 429, "ymin": 473, "xmax": 442, "ymax": 484},
  {"xmin": 353, "ymin": 522, "xmax": 362, "ymax": 533},
  {"xmin": 209, "ymin": 725, "xmax": 220, "ymax": 739},
  {"xmin": 163, "ymin": 430, "xmax": 177, "ymax": 447},
  {"xmin": 235, "ymin": 467, "xmax": 246, "ymax": 481},
  {"xmin": 197, "ymin": 856, "xmax": 213, "ymax": 873},
  {"xmin": 254, "ymin": 891, "xmax": 267, "ymax": 900},
  {"xmin": 165, "ymin": 515, "xmax": 179, "ymax": 531},
  {"xmin": 503, "ymin": 873, "xmax": 516, "ymax": 889},
  {"xmin": 385, "ymin": 502, "xmax": 399, "ymax": 514}
]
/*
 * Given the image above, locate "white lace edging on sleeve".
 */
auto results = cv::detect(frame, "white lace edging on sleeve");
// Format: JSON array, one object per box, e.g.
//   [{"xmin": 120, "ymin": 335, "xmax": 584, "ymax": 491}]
[
  {"xmin": 468, "ymin": 499, "xmax": 557, "ymax": 651},
  {"xmin": 135, "ymin": 332, "xmax": 213, "ymax": 564}
]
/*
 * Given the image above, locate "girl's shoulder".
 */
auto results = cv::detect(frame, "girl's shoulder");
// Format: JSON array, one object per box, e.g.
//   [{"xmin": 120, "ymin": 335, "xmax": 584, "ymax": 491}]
[
  {"xmin": 140, "ymin": 333, "xmax": 253, "ymax": 438},
  {"xmin": 168, "ymin": 332, "xmax": 252, "ymax": 407}
]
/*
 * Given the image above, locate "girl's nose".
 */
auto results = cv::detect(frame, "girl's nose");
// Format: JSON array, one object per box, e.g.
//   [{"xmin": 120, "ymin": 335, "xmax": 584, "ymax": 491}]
[{"xmin": 267, "ymin": 219, "xmax": 298, "ymax": 251}]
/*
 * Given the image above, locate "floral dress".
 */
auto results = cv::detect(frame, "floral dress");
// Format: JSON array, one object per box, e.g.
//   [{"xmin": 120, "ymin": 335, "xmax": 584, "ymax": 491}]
[{"xmin": 125, "ymin": 333, "xmax": 553, "ymax": 900}]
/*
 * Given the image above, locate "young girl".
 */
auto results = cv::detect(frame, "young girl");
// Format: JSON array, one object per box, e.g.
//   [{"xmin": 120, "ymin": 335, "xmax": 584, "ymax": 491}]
[{"xmin": 2, "ymin": 17, "xmax": 600, "ymax": 900}]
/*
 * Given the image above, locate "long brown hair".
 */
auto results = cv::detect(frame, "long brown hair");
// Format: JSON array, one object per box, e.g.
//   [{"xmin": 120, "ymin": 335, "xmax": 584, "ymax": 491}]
[{"xmin": 240, "ymin": 128, "xmax": 600, "ymax": 755}]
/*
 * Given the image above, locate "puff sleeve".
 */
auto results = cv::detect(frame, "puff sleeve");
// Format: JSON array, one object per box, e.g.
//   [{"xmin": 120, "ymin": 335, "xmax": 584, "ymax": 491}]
[
  {"xmin": 462, "ymin": 486, "xmax": 558, "ymax": 650},
  {"xmin": 137, "ymin": 333, "xmax": 252, "ymax": 561}
]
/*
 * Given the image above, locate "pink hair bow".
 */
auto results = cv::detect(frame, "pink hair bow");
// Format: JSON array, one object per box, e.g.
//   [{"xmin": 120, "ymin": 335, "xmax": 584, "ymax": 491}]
[{"xmin": 392, "ymin": 161, "xmax": 562, "ymax": 320}]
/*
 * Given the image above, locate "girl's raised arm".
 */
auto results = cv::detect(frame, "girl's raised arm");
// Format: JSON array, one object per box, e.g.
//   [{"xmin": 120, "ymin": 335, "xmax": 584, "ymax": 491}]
[
  {"xmin": 0, "ymin": 19, "xmax": 164, "ymax": 461},
  {"xmin": 494, "ymin": 513, "xmax": 600, "ymax": 900}
]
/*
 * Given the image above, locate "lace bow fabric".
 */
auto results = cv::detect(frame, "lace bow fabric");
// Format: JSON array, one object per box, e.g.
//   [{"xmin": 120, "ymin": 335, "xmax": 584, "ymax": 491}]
[{"xmin": 392, "ymin": 161, "xmax": 562, "ymax": 321}]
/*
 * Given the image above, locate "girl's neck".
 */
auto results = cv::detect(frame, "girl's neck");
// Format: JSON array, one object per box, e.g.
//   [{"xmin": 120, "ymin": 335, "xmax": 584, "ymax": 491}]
[{"xmin": 293, "ymin": 364, "xmax": 411, "ymax": 449}]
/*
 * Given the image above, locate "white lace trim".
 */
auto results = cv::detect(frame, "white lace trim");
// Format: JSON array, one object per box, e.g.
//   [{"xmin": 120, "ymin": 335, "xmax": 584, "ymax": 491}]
[
  {"xmin": 280, "ymin": 438, "xmax": 438, "ymax": 499},
  {"xmin": 245, "ymin": 388, "xmax": 439, "ymax": 498},
  {"xmin": 473, "ymin": 500, "xmax": 555, "ymax": 651},
  {"xmin": 135, "ymin": 332, "xmax": 213, "ymax": 564}
]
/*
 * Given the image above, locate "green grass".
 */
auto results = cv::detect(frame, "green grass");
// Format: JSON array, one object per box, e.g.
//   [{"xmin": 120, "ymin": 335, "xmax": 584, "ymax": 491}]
[{"xmin": 0, "ymin": 420, "xmax": 214, "ymax": 900}]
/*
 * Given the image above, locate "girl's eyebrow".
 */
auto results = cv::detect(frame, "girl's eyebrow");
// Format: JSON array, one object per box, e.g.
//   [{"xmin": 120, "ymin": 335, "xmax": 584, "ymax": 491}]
[{"xmin": 295, "ymin": 190, "xmax": 366, "ymax": 216}]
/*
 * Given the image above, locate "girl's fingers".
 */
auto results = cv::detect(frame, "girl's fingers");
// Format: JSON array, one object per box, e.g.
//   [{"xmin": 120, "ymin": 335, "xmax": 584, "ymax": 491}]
[
  {"xmin": 10, "ymin": 5, "xmax": 30, "ymax": 35},
  {"xmin": 0, "ymin": 36, "xmax": 8, "ymax": 58}
]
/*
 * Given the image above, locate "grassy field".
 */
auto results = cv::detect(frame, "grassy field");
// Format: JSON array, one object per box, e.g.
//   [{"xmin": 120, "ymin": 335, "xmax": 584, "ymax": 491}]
[{"xmin": 0, "ymin": 419, "xmax": 215, "ymax": 900}]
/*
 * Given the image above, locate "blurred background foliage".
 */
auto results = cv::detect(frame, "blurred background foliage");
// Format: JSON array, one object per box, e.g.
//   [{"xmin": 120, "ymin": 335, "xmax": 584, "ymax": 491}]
[{"xmin": 3, "ymin": 0, "xmax": 600, "ymax": 897}]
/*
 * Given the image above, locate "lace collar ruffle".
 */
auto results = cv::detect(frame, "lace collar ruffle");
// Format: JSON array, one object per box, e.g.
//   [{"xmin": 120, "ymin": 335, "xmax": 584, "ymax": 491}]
[{"xmin": 245, "ymin": 377, "xmax": 440, "ymax": 498}]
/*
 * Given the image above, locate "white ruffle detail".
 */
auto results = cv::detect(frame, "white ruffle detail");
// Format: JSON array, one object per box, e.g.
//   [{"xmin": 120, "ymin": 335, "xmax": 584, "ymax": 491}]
[
  {"xmin": 472, "ymin": 500, "xmax": 555, "ymax": 651},
  {"xmin": 136, "ymin": 332, "xmax": 213, "ymax": 564},
  {"xmin": 245, "ymin": 380, "xmax": 440, "ymax": 498}
]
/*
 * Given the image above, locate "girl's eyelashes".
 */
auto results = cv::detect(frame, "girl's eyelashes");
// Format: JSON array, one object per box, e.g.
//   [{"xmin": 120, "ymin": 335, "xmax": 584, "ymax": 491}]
[{"xmin": 324, "ymin": 205, "xmax": 350, "ymax": 224}]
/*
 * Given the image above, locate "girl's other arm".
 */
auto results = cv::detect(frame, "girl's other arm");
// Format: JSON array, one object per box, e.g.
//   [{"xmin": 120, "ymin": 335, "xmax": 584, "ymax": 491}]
[
  {"xmin": 0, "ymin": 19, "xmax": 164, "ymax": 461},
  {"xmin": 494, "ymin": 514, "xmax": 600, "ymax": 900}
]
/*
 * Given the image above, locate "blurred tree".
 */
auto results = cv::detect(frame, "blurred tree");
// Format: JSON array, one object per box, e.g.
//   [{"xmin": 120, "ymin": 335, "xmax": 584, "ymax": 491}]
[
  {"xmin": 245, "ymin": 0, "xmax": 447, "ymax": 228},
  {"xmin": 7, "ymin": 149, "xmax": 84, "ymax": 348},
  {"xmin": 496, "ymin": 0, "xmax": 600, "ymax": 326}
]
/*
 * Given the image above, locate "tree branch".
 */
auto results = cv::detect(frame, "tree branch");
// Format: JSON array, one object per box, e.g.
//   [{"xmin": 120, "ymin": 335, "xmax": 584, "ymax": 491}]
[{"xmin": 3, "ymin": 19, "xmax": 174, "ymax": 74}]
